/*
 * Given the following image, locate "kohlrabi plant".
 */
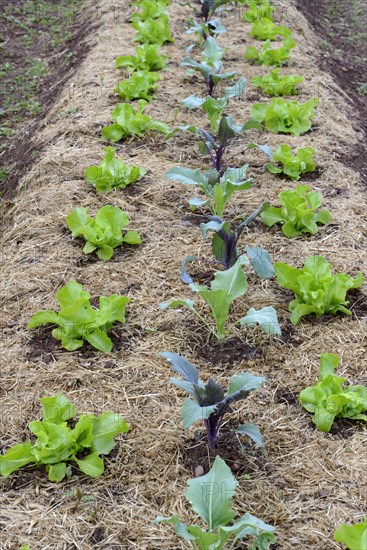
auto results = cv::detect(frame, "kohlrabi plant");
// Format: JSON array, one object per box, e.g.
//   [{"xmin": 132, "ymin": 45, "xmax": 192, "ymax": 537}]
[
  {"xmin": 186, "ymin": 17, "xmax": 227, "ymax": 44},
  {"xmin": 164, "ymin": 163, "xmax": 252, "ymax": 216},
  {"xmin": 27, "ymin": 281, "xmax": 131, "ymax": 352},
  {"xmin": 299, "ymin": 353, "xmax": 367, "ymax": 432},
  {"xmin": 181, "ymin": 37, "xmax": 245, "ymax": 100},
  {"xmin": 0, "ymin": 394, "xmax": 129, "ymax": 482},
  {"xmin": 252, "ymin": 68, "xmax": 304, "ymax": 96},
  {"xmin": 261, "ymin": 184, "xmax": 330, "ymax": 238},
  {"xmin": 274, "ymin": 255, "xmax": 364, "ymax": 324},
  {"xmin": 161, "ymin": 352, "xmax": 265, "ymax": 447},
  {"xmin": 66, "ymin": 205, "xmax": 142, "ymax": 260},
  {"xmin": 84, "ymin": 147, "xmax": 146, "ymax": 192},
  {"xmin": 131, "ymin": 17, "xmax": 173, "ymax": 45},
  {"xmin": 172, "ymin": 114, "xmax": 262, "ymax": 172},
  {"xmin": 160, "ymin": 256, "xmax": 281, "ymax": 340},
  {"xmin": 154, "ymin": 456, "xmax": 276, "ymax": 549},
  {"xmin": 115, "ymin": 44, "xmax": 168, "ymax": 72},
  {"xmin": 130, "ymin": 0, "xmax": 169, "ymax": 22},
  {"xmin": 244, "ymin": 38, "xmax": 296, "ymax": 66},
  {"xmin": 250, "ymin": 18, "xmax": 292, "ymax": 40},
  {"xmin": 334, "ymin": 518, "xmax": 367, "ymax": 550},
  {"xmin": 114, "ymin": 71, "xmax": 160, "ymax": 101},
  {"xmin": 251, "ymin": 97, "xmax": 319, "ymax": 136},
  {"xmin": 256, "ymin": 143, "xmax": 316, "ymax": 180},
  {"xmin": 102, "ymin": 100, "xmax": 170, "ymax": 143},
  {"xmin": 243, "ymin": 3, "xmax": 274, "ymax": 22}
]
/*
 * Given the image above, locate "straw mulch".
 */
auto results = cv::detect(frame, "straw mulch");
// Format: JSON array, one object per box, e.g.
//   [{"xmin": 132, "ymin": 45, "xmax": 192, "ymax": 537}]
[{"xmin": 1, "ymin": 0, "xmax": 366, "ymax": 548}]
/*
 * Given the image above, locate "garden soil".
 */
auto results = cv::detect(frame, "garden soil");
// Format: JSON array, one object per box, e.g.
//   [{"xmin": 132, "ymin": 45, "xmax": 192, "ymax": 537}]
[{"xmin": 1, "ymin": 0, "xmax": 366, "ymax": 549}]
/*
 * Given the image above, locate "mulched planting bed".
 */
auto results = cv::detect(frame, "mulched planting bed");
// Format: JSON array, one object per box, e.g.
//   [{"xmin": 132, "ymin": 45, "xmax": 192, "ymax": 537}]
[{"xmin": 0, "ymin": 0, "xmax": 366, "ymax": 549}]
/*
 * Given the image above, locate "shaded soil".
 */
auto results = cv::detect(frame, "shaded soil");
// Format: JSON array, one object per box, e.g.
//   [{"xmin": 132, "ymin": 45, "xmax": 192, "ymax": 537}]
[
  {"xmin": 296, "ymin": 0, "xmax": 367, "ymax": 179},
  {"xmin": 0, "ymin": 0, "xmax": 98, "ymax": 198}
]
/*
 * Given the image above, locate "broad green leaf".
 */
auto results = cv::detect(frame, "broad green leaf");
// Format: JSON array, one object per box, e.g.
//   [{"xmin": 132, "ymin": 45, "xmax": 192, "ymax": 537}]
[
  {"xmin": 236, "ymin": 423, "xmax": 263, "ymax": 447},
  {"xmin": 153, "ymin": 515, "xmax": 196, "ymax": 542},
  {"xmin": 181, "ymin": 399, "xmax": 216, "ymax": 429},
  {"xmin": 0, "ymin": 443, "xmax": 35, "ymax": 477},
  {"xmin": 66, "ymin": 207, "xmax": 91, "ymax": 235},
  {"xmin": 181, "ymin": 95, "xmax": 205, "ymax": 109},
  {"xmin": 85, "ymin": 328, "xmax": 113, "ymax": 352},
  {"xmin": 96, "ymin": 246, "xmax": 114, "ymax": 261},
  {"xmin": 160, "ymin": 352, "xmax": 200, "ymax": 385},
  {"xmin": 319, "ymin": 353, "xmax": 340, "ymax": 378},
  {"xmin": 73, "ymin": 452, "xmax": 105, "ymax": 477},
  {"xmin": 196, "ymin": 288, "xmax": 231, "ymax": 339},
  {"xmin": 90, "ymin": 411, "xmax": 129, "ymax": 454},
  {"xmin": 27, "ymin": 310, "xmax": 59, "ymax": 329},
  {"xmin": 98, "ymin": 295, "xmax": 131, "ymax": 325},
  {"xmin": 56, "ymin": 281, "xmax": 90, "ymax": 309},
  {"xmin": 240, "ymin": 306, "xmax": 281, "ymax": 335},
  {"xmin": 40, "ymin": 395, "xmax": 77, "ymax": 423},
  {"xmin": 160, "ymin": 299, "xmax": 196, "ymax": 310},
  {"xmin": 211, "ymin": 257, "xmax": 248, "ymax": 298},
  {"xmin": 123, "ymin": 230, "xmax": 142, "ymax": 245},
  {"xmin": 165, "ymin": 166, "xmax": 208, "ymax": 187},
  {"xmin": 246, "ymin": 246, "xmax": 274, "ymax": 279},
  {"xmin": 47, "ymin": 462, "xmax": 67, "ymax": 482},
  {"xmin": 185, "ymin": 456, "xmax": 237, "ymax": 531},
  {"xmin": 228, "ymin": 372, "xmax": 265, "ymax": 395},
  {"xmin": 334, "ymin": 519, "xmax": 367, "ymax": 550}
]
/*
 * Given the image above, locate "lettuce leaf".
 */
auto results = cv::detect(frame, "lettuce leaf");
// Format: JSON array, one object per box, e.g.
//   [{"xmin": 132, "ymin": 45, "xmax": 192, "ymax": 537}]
[
  {"xmin": 252, "ymin": 69, "xmax": 303, "ymax": 96},
  {"xmin": 115, "ymin": 44, "xmax": 167, "ymax": 72},
  {"xmin": 114, "ymin": 71, "xmax": 160, "ymax": 101},
  {"xmin": 244, "ymin": 38, "xmax": 296, "ymax": 67},
  {"xmin": 267, "ymin": 144, "xmax": 316, "ymax": 180},
  {"xmin": 251, "ymin": 97, "xmax": 319, "ymax": 136}
]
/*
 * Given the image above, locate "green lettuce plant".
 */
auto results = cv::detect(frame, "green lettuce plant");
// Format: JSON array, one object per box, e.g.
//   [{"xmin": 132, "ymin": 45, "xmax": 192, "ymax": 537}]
[
  {"xmin": 28, "ymin": 281, "xmax": 131, "ymax": 352},
  {"xmin": 115, "ymin": 44, "xmax": 168, "ymax": 72},
  {"xmin": 250, "ymin": 18, "xmax": 292, "ymax": 40},
  {"xmin": 161, "ymin": 352, "xmax": 265, "ymax": 448},
  {"xmin": 266, "ymin": 144, "xmax": 316, "ymax": 179},
  {"xmin": 251, "ymin": 97, "xmax": 319, "ymax": 136},
  {"xmin": 132, "ymin": 17, "xmax": 173, "ymax": 45},
  {"xmin": 84, "ymin": 147, "xmax": 146, "ymax": 192},
  {"xmin": 274, "ymin": 255, "xmax": 364, "ymax": 324},
  {"xmin": 114, "ymin": 71, "xmax": 160, "ymax": 101},
  {"xmin": 164, "ymin": 163, "xmax": 252, "ymax": 216},
  {"xmin": 252, "ymin": 68, "xmax": 304, "ymax": 96},
  {"xmin": 130, "ymin": 0, "xmax": 169, "ymax": 21},
  {"xmin": 334, "ymin": 518, "xmax": 367, "ymax": 550},
  {"xmin": 160, "ymin": 256, "xmax": 281, "ymax": 340},
  {"xmin": 243, "ymin": 3, "xmax": 274, "ymax": 22},
  {"xmin": 102, "ymin": 100, "xmax": 170, "ymax": 143},
  {"xmin": 299, "ymin": 353, "xmax": 367, "ymax": 432},
  {"xmin": 153, "ymin": 456, "xmax": 276, "ymax": 549},
  {"xmin": 0, "ymin": 394, "xmax": 129, "ymax": 482},
  {"xmin": 66, "ymin": 206, "xmax": 141, "ymax": 260},
  {"xmin": 261, "ymin": 184, "xmax": 330, "ymax": 238},
  {"xmin": 244, "ymin": 38, "xmax": 296, "ymax": 66}
]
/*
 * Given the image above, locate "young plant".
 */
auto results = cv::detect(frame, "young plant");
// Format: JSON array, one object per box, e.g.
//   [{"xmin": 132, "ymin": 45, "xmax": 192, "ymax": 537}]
[
  {"xmin": 251, "ymin": 97, "xmax": 319, "ymax": 136},
  {"xmin": 164, "ymin": 163, "xmax": 252, "ymax": 216},
  {"xmin": 299, "ymin": 353, "xmax": 367, "ymax": 433},
  {"xmin": 181, "ymin": 37, "xmax": 245, "ymax": 100},
  {"xmin": 334, "ymin": 518, "xmax": 367, "ymax": 550},
  {"xmin": 115, "ymin": 44, "xmax": 168, "ymax": 72},
  {"xmin": 274, "ymin": 255, "xmax": 364, "ymax": 324},
  {"xmin": 102, "ymin": 100, "xmax": 170, "ymax": 143},
  {"xmin": 66, "ymin": 206, "xmax": 141, "ymax": 260},
  {"xmin": 27, "ymin": 280, "xmax": 131, "ymax": 352},
  {"xmin": 161, "ymin": 352, "xmax": 265, "ymax": 447},
  {"xmin": 160, "ymin": 256, "xmax": 281, "ymax": 340},
  {"xmin": 154, "ymin": 456, "xmax": 276, "ymax": 549},
  {"xmin": 261, "ymin": 184, "xmax": 330, "ymax": 238},
  {"xmin": 250, "ymin": 18, "xmax": 292, "ymax": 40},
  {"xmin": 244, "ymin": 38, "xmax": 296, "ymax": 66},
  {"xmin": 257, "ymin": 143, "xmax": 316, "ymax": 180},
  {"xmin": 243, "ymin": 3, "xmax": 274, "ymax": 22},
  {"xmin": 131, "ymin": 17, "xmax": 173, "ymax": 45},
  {"xmin": 130, "ymin": 0, "xmax": 169, "ymax": 22},
  {"xmin": 114, "ymin": 71, "xmax": 160, "ymax": 101},
  {"xmin": 0, "ymin": 394, "xmax": 129, "ymax": 482},
  {"xmin": 173, "ymin": 115, "xmax": 262, "ymax": 172},
  {"xmin": 252, "ymin": 68, "xmax": 304, "ymax": 96},
  {"xmin": 84, "ymin": 147, "xmax": 146, "ymax": 192},
  {"xmin": 186, "ymin": 17, "xmax": 227, "ymax": 44}
]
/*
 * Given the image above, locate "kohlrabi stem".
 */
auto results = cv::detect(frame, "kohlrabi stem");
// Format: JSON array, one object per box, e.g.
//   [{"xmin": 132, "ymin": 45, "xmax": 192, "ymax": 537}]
[{"xmin": 190, "ymin": 308, "xmax": 219, "ymax": 339}]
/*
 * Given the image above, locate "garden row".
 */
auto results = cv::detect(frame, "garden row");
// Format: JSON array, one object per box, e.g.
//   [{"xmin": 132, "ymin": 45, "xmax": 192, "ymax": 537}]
[{"xmin": 1, "ymin": 1, "xmax": 366, "ymax": 549}]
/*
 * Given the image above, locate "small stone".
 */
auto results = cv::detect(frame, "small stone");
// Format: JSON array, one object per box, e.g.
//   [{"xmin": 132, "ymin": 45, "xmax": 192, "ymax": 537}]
[{"xmin": 195, "ymin": 465, "xmax": 204, "ymax": 477}]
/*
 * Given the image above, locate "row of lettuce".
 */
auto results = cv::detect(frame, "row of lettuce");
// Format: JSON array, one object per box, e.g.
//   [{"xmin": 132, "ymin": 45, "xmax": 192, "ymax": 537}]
[{"xmin": 1, "ymin": 0, "xmax": 366, "ymax": 549}]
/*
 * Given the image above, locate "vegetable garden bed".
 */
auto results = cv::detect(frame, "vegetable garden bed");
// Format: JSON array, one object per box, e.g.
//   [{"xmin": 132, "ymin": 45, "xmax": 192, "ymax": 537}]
[{"xmin": 0, "ymin": 0, "xmax": 366, "ymax": 548}]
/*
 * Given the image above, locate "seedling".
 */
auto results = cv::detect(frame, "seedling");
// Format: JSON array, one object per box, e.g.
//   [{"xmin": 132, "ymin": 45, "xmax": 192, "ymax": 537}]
[
  {"xmin": 114, "ymin": 71, "xmax": 160, "ymax": 101},
  {"xmin": 299, "ymin": 353, "xmax": 367, "ymax": 432},
  {"xmin": 0, "ymin": 395, "xmax": 129, "ymax": 482},
  {"xmin": 261, "ymin": 184, "xmax": 330, "ymax": 238},
  {"xmin": 153, "ymin": 456, "xmax": 276, "ymax": 549},
  {"xmin": 115, "ymin": 44, "xmax": 168, "ymax": 72},
  {"xmin": 274, "ymin": 255, "xmax": 364, "ymax": 324},
  {"xmin": 161, "ymin": 352, "xmax": 265, "ymax": 448},
  {"xmin": 131, "ymin": 17, "xmax": 173, "ymax": 45},
  {"xmin": 245, "ymin": 38, "xmax": 296, "ymax": 66},
  {"xmin": 84, "ymin": 147, "xmax": 146, "ymax": 192},
  {"xmin": 27, "ymin": 281, "xmax": 131, "ymax": 352},
  {"xmin": 130, "ymin": 0, "xmax": 169, "ymax": 22},
  {"xmin": 102, "ymin": 100, "xmax": 170, "ymax": 143},
  {"xmin": 251, "ymin": 97, "xmax": 319, "ymax": 136},
  {"xmin": 66, "ymin": 206, "xmax": 141, "ymax": 260},
  {"xmin": 161, "ymin": 256, "xmax": 281, "ymax": 340},
  {"xmin": 252, "ymin": 68, "xmax": 304, "ymax": 96},
  {"xmin": 251, "ymin": 143, "xmax": 316, "ymax": 180}
]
